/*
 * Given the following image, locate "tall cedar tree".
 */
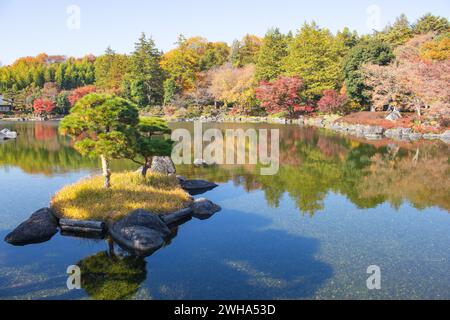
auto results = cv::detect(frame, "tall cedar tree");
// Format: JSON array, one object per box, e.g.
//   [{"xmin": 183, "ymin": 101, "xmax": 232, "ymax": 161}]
[
  {"xmin": 124, "ymin": 33, "xmax": 165, "ymax": 108},
  {"xmin": 256, "ymin": 28, "xmax": 289, "ymax": 82},
  {"xmin": 283, "ymin": 22, "xmax": 344, "ymax": 101}
]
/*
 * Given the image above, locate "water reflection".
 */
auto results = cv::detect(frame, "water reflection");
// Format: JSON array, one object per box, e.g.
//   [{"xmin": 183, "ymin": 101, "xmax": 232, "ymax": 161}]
[
  {"xmin": 73, "ymin": 227, "xmax": 180, "ymax": 300},
  {"xmin": 0, "ymin": 122, "xmax": 134, "ymax": 175},
  {"xmin": 77, "ymin": 251, "xmax": 147, "ymax": 300},
  {"xmin": 172, "ymin": 123, "xmax": 450, "ymax": 214},
  {"xmin": 1, "ymin": 121, "xmax": 449, "ymax": 215},
  {"xmin": 0, "ymin": 121, "xmax": 448, "ymax": 299}
]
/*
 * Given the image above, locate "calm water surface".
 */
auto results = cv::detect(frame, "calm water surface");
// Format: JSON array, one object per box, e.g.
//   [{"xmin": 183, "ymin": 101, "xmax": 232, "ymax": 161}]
[{"xmin": 0, "ymin": 121, "xmax": 449, "ymax": 300}]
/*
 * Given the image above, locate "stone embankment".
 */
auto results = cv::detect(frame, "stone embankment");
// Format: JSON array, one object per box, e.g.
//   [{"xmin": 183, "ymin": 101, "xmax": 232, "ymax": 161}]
[{"xmin": 171, "ymin": 116, "xmax": 450, "ymax": 144}]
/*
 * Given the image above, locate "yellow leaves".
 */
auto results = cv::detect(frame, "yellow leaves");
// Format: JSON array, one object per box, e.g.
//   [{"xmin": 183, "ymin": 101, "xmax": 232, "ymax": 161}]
[
  {"xmin": 208, "ymin": 64, "xmax": 256, "ymax": 108},
  {"xmin": 420, "ymin": 37, "xmax": 450, "ymax": 61}
]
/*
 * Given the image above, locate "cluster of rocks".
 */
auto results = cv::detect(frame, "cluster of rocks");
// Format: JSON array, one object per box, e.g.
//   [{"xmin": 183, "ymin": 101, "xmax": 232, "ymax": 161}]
[
  {"xmin": 5, "ymin": 197, "xmax": 221, "ymax": 257},
  {"xmin": 172, "ymin": 116, "xmax": 304, "ymax": 125},
  {"xmin": 109, "ymin": 198, "xmax": 221, "ymax": 256},
  {"xmin": 4, "ymin": 156, "xmax": 221, "ymax": 257},
  {"xmin": 171, "ymin": 116, "xmax": 450, "ymax": 144},
  {"xmin": 303, "ymin": 118, "xmax": 450, "ymax": 144}
]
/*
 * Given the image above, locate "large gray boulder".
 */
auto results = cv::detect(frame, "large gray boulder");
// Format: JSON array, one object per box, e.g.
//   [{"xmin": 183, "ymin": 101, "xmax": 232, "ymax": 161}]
[
  {"xmin": 190, "ymin": 198, "xmax": 221, "ymax": 220},
  {"xmin": 5, "ymin": 208, "xmax": 58, "ymax": 246},
  {"xmin": 108, "ymin": 209, "xmax": 171, "ymax": 257},
  {"xmin": 386, "ymin": 110, "xmax": 402, "ymax": 121},
  {"xmin": 151, "ymin": 156, "xmax": 176, "ymax": 175},
  {"xmin": 112, "ymin": 226, "xmax": 165, "ymax": 256},
  {"xmin": 439, "ymin": 130, "xmax": 450, "ymax": 144}
]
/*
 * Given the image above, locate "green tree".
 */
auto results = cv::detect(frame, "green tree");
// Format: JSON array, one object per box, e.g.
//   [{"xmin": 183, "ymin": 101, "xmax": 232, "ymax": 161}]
[
  {"xmin": 126, "ymin": 33, "xmax": 165, "ymax": 107},
  {"xmin": 413, "ymin": 13, "xmax": 450, "ymax": 34},
  {"xmin": 59, "ymin": 93, "xmax": 139, "ymax": 188},
  {"xmin": 283, "ymin": 22, "xmax": 343, "ymax": 101},
  {"xmin": 343, "ymin": 39, "xmax": 394, "ymax": 106},
  {"xmin": 377, "ymin": 14, "xmax": 413, "ymax": 47},
  {"xmin": 200, "ymin": 42, "xmax": 230, "ymax": 71},
  {"xmin": 129, "ymin": 117, "xmax": 173, "ymax": 177},
  {"xmin": 163, "ymin": 78, "xmax": 180, "ymax": 105},
  {"xmin": 232, "ymin": 35, "xmax": 262, "ymax": 67},
  {"xmin": 335, "ymin": 27, "xmax": 360, "ymax": 59},
  {"xmin": 55, "ymin": 90, "xmax": 71, "ymax": 115},
  {"xmin": 94, "ymin": 47, "xmax": 130, "ymax": 91},
  {"xmin": 256, "ymin": 28, "xmax": 289, "ymax": 82}
]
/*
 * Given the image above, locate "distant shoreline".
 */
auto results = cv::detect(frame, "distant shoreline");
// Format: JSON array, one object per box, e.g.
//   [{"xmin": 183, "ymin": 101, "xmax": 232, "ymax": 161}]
[{"xmin": 2, "ymin": 116, "xmax": 449, "ymax": 144}]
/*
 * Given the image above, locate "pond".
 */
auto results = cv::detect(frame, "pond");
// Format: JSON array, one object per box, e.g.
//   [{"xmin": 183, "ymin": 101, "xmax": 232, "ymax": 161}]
[{"xmin": 0, "ymin": 121, "xmax": 449, "ymax": 300}]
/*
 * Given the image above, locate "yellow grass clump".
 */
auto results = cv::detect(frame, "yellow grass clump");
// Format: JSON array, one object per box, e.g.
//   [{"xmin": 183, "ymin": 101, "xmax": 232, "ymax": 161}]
[{"xmin": 51, "ymin": 172, "xmax": 192, "ymax": 221}]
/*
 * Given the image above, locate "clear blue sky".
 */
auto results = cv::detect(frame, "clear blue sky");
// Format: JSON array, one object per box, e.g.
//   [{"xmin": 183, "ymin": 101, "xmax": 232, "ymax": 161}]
[{"xmin": 0, "ymin": 0, "xmax": 449, "ymax": 65}]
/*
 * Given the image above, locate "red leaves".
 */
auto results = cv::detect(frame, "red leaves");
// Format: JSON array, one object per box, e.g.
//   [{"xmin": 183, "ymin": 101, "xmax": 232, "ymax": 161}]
[
  {"xmin": 256, "ymin": 76, "xmax": 311, "ymax": 116},
  {"xmin": 33, "ymin": 98, "xmax": 55, "ymax": 115},
  {"xmin": 317, "ymin": 90, "xmax": 348, "ymax": 114},
  {"xmin": 68, "ymin": 85, "xmax": 97, "ymax": 106}
]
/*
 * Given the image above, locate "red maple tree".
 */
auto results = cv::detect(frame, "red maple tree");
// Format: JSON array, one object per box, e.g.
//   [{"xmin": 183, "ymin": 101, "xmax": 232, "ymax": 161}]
[
  {"xmin": 68, "ymin": 85, "xmax": 97, "ymax": 106},
  {"xmin": 317, "ymin": 90, "xmax": 348, "ymax": 115},
  {"xmin": 33, "ymin": 98, "xmax": 55, "ymax": 115},
  {"xmin": 256, "ymin": 76, "xmax": 313, "ymax": 117}
]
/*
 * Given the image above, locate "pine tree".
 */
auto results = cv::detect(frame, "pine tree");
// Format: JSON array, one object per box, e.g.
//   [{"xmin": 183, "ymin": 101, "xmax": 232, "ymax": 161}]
[
  {"xmin": 256, "ymin": 28, "xmax": 288, "ymax": 82},
  {"xmin": 283, "ymin": 22, "xmax": 343, "ymax": 101},
  {"xmin": 127, "ymin": 33, "xmax": 165, "ymax": 107}
]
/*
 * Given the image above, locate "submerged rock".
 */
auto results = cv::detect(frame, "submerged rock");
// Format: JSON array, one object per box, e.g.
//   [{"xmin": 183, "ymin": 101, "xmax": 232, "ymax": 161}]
[
  {"xmin": 179, "ymin": 179, "xmax": 218, "ymax": 192},
  {"xmin": 5, "ymin": 208, "xmax": 58, "ymax": 246},
  {"xmin": 108, "ymin": 209, "xmax": 171, "ymax": 257},
  {"xmin": 161, "ymin": 208, "xmax": 193, "ymax": 226},
  {"xmin": 190, "ymin": 198, "xmax": 221, "ymax": 220},
  {"xmin": 151, "ymin": 156, "xmax": 176, "ymax": 175}
]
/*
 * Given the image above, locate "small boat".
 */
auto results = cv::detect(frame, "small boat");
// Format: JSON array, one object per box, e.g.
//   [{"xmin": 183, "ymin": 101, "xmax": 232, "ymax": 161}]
[{"xmin": 0, "ymin": 128, "xmax": 18, "ymax": 139}]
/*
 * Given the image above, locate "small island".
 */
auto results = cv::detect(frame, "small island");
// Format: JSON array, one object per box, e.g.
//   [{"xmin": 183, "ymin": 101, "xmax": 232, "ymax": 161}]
[
  {"xmin": 4, "ymin": 92, "xmax": 221, "ymax": 257},
  {"xmin": 51, "ymin": 172, "xmax": 192, "ymax": 222}
]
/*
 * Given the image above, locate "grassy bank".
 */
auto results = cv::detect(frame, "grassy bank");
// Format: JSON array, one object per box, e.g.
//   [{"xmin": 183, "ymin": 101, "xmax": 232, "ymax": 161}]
[{"xmin": 51, "ymin": 172, "xmax": 192, "ymax": 221}]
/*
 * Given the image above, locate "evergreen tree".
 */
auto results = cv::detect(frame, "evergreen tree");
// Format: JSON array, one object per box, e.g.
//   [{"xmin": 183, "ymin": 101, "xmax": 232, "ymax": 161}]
[
  {"xmin": 377, "ymin": 14, "xmax": 413, "ymax": 47},
  {"xmin": 413, "ymin": 13, "xmax": 450, "ymax": 34},
  {"xmin": 283, "ymin": 22, "xmax": 343, "ymax": 101},
  {"xmin": 343, "ymin": 39, "xmax": 395, "ymax": 106},
  {"xmin": 127, "ymin": 33, "xmax": 165, "ymax": 107},
  {"xmin": 60, "ymin": 93, "xmax": 139, "ymax": 188},
  {"xmin": 255, "ymin": 28, "xmax": 289, "ymax": 82}
]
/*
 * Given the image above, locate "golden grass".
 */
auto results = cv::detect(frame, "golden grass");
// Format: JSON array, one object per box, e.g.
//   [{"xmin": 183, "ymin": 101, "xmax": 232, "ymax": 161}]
[{"xmin": 51, "ymin": 172, "xmax": 192, "ymax": 221}]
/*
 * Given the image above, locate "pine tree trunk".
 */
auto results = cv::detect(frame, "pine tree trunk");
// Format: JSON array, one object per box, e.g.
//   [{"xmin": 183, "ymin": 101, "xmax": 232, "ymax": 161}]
[
  {"xmin": 107, "ymin": 237, "xmax": 115, "ymax": 257},
  {"xmin": 141, "ymin": 157, "xmax": 153, "ymax": 178},
  {"xmin": 101, "ymin": 155, "xmax": 111, "ymax": 189}
]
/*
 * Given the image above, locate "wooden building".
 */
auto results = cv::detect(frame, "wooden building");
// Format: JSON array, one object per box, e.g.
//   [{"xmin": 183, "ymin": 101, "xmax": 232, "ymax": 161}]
[{"xmin": 0, "ymin": 95, "xmax": 12, "ymax": 113}]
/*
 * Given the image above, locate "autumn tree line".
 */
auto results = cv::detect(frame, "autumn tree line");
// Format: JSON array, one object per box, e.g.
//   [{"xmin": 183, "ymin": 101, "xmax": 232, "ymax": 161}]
[{"xmin": 0, "ymin": 13, "xmax": 449, "ymax": 125}]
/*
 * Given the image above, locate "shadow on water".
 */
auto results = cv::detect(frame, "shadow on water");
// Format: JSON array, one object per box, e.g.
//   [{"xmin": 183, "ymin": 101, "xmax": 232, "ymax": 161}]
[
  {"xmin": 145, "ymin": 209, "xmax": 333, "ymax": 300},
  {"xmin": 0, "ymin": 208, "xmax": 333, "ymax": 300}
]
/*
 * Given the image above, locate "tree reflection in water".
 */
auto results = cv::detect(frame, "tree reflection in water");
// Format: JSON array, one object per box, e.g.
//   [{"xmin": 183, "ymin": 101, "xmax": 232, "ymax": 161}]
[
  {"xmin": 76, "ymin": 226, "xmax": 180, "ymax": 300},
  {"xmin": 77, "ymin": 250, "xmax": 147, "ymax": 300},
  {"xmin": 1, "ymin": 121, "xmax": 448, "ymax": 215}
]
